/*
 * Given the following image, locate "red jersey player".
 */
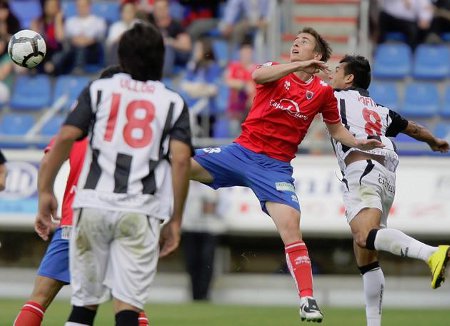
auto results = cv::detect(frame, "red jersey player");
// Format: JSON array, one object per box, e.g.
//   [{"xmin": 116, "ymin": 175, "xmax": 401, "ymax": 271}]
[{"xmin": 190, "ymin": 27, "xmax": 384, "ymax": 323}]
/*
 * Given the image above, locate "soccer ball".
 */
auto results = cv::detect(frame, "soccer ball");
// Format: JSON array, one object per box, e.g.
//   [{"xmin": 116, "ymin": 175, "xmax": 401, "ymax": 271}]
[{"xmin": 8, "ymin": 30, "xmax": 47, "ymax": 68}]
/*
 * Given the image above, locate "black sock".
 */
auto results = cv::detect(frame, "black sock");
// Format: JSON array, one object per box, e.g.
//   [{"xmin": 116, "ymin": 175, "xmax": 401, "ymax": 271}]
[
  {"xmin": 358, "ymin": 261, "xmax": 380, "ymax": 275},
  {"xmin": 67, "ymin": 305, "xmax": 97, "ymax": 325},
  {"xmin": 115, "ymin": 310, "xmax": 139, "ymax": 326},
  {"xmin": 365, "ymin": 228, "xmax": 379, "ymax": 250}
]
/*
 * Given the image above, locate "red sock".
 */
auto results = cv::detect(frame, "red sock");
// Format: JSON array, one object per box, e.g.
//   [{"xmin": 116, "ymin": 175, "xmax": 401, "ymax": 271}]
[
  {"xmin": 14, "ymin": 301, "xmax": 45, "ymax": 326},
  {"xmin": 139, "ymin": 311, "xmax": 149, "ymax": 326},
  {"xmin": 285, "ymin": 241, "xmax": 314, "ymax": 298}
]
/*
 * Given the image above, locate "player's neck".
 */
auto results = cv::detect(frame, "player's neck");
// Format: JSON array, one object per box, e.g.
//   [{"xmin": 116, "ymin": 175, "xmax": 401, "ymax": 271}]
[{"xmin": 293, "ymin": 71, "xmax": 314, "ymax": 83}]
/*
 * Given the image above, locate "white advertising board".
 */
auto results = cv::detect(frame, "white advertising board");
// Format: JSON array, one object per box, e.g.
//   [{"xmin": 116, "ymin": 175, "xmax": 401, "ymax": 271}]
[{"xmin": 1, "ymin": 150, "xmax": 449, "ymax": 237}]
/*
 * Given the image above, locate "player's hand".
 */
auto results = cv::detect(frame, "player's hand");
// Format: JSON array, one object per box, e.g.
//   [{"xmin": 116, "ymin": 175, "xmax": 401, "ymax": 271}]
[
  {"xmin": 35, "ymin": 192, "xmax": 58, "ymax": 241},
  {"xmin": 430, "ymin": 138, "xmax": 449, "ymax": 153},
  {"xmin": 355, "ymin": 139, "xmax": 385, "ymax": 151},
  {"xmin": 159, "ymin": 219, "xmax": 181, "ymax": 257},
  {"xmin": 298, "ymin": 59, "xmax": 330, "ymax": 75}
]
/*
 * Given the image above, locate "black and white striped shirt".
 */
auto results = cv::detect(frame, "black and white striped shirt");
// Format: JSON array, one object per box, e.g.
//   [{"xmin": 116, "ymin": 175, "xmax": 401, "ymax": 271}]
[
  {"xmin": 64, "ymin": 73, "xmax": 191, "ymax": 219},
  {"xmin": 332, "ymin": 88, "xmax": 408, "ymax": 173}
]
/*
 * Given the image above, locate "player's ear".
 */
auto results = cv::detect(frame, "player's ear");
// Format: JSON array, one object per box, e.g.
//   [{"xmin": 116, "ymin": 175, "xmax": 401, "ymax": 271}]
[{"xmin": 345, "ymin": 73, "xmax": 354, "ymax": 85}]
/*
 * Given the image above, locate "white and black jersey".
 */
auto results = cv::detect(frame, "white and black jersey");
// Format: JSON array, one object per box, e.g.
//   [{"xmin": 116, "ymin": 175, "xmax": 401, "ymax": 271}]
[
  {"xmin": 332, "ymin": 88, "xmax": 408, "ymax": 173},
  {"xmin": 65, "ymin": 73, "xmax": 192, "ymax": 220}
]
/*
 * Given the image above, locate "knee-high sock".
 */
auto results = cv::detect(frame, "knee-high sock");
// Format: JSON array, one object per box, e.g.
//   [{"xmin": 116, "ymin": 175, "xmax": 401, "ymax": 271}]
[
  {"xmin": 285, "ymin": 241, "xmax": 313, "ymax": 298},
  {"xmin": 359, "ymin": 262, "xmax": 384, "ymax": 326},
  {"xmin": 138, "ymin": 311, "xmax": 149, "ymax": 326},
  {"xmin": 14, "ymin": 301, "xmax": 45, "ymax": 326},
  {"xmin": 367, "ymin": 228, "xmax": 435, "ymax": 261}
]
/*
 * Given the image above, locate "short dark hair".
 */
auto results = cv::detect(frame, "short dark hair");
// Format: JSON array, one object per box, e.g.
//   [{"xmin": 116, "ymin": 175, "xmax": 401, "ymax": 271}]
[
  {"xmin": 118, "ymin": 22, "xmax": 165, "ymax": 81},
  {"xmin": 339, "ymin": 55, "xmax": 371, "ymax": 89},
  {"xmin": 299, "ymin": 27, "xmax": 332, "ymax": 62}
]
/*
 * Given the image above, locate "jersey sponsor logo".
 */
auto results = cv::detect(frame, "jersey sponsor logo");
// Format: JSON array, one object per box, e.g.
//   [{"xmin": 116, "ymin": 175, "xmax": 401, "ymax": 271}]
[
  {"xmin": 202, "ymin": 147, "xmax": 221, "ymax": 154},
  {"xmin": 275, "ymin": 182, "xmax": 295, "ymax": 193},
  {"xmin": 306, "ymin": 90, "xmax": 314, "ymax": 100},
  {"xmin": 291, "ymin": 194, "xmax": 299, "ymax": 203},
  {"xmin": 61, "ymin": 226, "xmax": 72, "ymax": 240},
  {"xmin": 269, "ymin": 99, "xmax": 308, "ymax": 120}
]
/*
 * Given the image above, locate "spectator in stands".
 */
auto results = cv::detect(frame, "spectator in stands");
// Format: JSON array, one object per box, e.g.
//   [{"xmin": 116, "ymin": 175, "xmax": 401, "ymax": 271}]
[
  {"xmin": 31, "ymin": 0, "xmax": 65, "ymax": 74},
  {"xmin": 179, "ymin": 0, "xmax": 221, "ymax": 43},
  {"xmin": 149, "ymin": 0, "xmax": 192, "ymax": 76},
  {"xmin": 425, "ymin": 0, "xmax": 450, "ymax": 42},
  {"xmin": 0, "ymin": 150, "xmax": 6, "ymax": 191},
  {"xmin": 0, "ymin": 0, "xmax": 20, "ymax": 37},
  {"xmin": 106, "ymin": 2, "xmax": 139, "ymax": 65},
  {"xmin": 0, "ymin": 35, "xmax": 14, "ymax": 104},
  {"xmin": 377, "ymin": 0, "xmax": 433, "ymax": 49},
  {"xmin": 224, "ymin": 41, "xmax": 256, "ymax": 137},
  {"xmin": 49, "ymin": 0, "xmax": 106, "ymax": 75},
  {"xmin": 219, "ymin": 0, "xmax": 271, "ymax": 54},
  {"xmin": 180, "ymin": 37, "xmax": 221, "ymax": 137},
  {"xmin": 182, "ymin": 181, "xmax": 224, "ymax": 301}
]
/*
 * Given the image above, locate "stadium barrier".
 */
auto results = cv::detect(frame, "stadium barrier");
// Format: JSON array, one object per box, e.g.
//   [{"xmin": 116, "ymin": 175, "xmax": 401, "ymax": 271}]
[{"xmin": 1, "ymin": 149, "xmax": 449, "ymax": 237}]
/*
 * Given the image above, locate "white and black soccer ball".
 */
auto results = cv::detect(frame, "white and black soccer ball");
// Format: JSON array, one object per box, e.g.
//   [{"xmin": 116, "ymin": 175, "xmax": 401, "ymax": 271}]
[{"xmin": 8, "ymin": 30, "xmax": 47, "ymax": 68}]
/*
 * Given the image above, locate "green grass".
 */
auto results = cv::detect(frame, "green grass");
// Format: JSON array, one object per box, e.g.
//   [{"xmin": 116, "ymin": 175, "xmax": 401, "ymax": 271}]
[{"xmin": 1, "ymin": 299, "xmax": 450, "ymax": 325}]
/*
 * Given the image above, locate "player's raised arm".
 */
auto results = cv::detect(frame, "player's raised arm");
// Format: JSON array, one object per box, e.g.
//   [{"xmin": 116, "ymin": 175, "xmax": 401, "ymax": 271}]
[
  {"xmin": 326, "ymin": 121, "xmax": 385, "ymax": 151},
  {"xmin": 402, "ymin": 121, "xmax": 449, "ymax": 153},
  {"xmin": 252, "ymin": 60, "xmax": 328, "ymax": 84}
]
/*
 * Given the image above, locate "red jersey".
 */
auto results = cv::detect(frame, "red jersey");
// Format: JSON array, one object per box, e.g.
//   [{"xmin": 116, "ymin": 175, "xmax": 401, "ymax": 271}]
[
  {"xmin": 235, "ymin": 62, "xmax": 341, "ymax": 162},
  {"xmin": 45, "ymin": 138, "xmax": 88, "ymax": 226}
]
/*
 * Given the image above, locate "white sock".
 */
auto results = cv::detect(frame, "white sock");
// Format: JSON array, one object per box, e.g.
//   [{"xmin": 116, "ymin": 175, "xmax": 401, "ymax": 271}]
[
  {"xmin": 363, "ymin": 267, "xmax": 384, "ymax": 326},
  {"xmin": 374, "ymin": 228, "xmax": 436, "ymax": 262}
]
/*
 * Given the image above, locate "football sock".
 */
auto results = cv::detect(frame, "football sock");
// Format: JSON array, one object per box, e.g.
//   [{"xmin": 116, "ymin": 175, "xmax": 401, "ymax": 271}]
[
  {"xmin": 367, "ymin": 228, "xmax": 435, "ymax": 261},
  {"xmin": 359, "ymin": 262, "xmax": 384, "ymax": 326},
  {"xmin": 116, "ymin": 310, "xmax": 139, "ymax": 326},
  {"xmin": 66, "ymin": 305, "xmax": 97, "ymax": 326},
  {"xmin": 139, "ymin": 311, "xmax": 149, "ymax": 326},
  {"xmin": 14, "ymin": 301, "xmax": 45, "ymax": 326},
  {"xmin": 285, "ymin": 241, "xmax": 314, "ymax": 297}
]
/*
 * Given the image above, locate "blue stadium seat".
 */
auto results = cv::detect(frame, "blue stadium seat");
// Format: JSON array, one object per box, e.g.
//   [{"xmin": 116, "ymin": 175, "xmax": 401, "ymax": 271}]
[
  {"xmin": 368, "ymin": 81, "xmax": 399, "ymax": 109},
  {"xmin": 400, "ymin": 82, "xmax": 440, "ymax": 118},
  {"xmin": 215, "ymin": 84, "xmax": 230, "ymax": 113},
  {"xmin": 0, "ymin": 113, "xmax": 36, "ymax": 148},
  {"xmin": 384, "ymin": 32, "xmax": 407, "ymax": 42},
  {"xmin": 433, "ymin": 122, "xmax": 450, "ymax": 139},
  {"xmin": 212, "ymin": 39, "xmax": 230, "ymax": 67},
  {"xmin": 10, "ymin": 0, "xmax": 42, "ymax": 29},
  {"xmin": 412, "ymin": 44, "xmax": 450, "ymax": 80},
  {"xmin": 40, "ymin": 115, "xmax": 65, "ymax": 136},
  {"xmin": 440, "ymin": 85, "xmax": 450, "ymax": 119},
  {"xmin": 53, "ymin": 75, "xmax": 90, "ymax": 110},
  {"xmin": 61, "ymin": 1, "xmax": 77, "ymax": 18},
  {"xmin": 213, "ymin": 117, "xmax": 230, "ymax": 138},
  {"xmin": 92, "ymin": 1, "xmax": 120, "ymax": 24},
  {"xmin": 9, "ymin": 74, "xmax": 52, "ymax": 111},
  {"xmin": 169, "ymin": 1, "xmax": 186, "ymax": 21},
  {"xmin": 373, "ymin": 43, "xmax": 412, "ymax": 79}
]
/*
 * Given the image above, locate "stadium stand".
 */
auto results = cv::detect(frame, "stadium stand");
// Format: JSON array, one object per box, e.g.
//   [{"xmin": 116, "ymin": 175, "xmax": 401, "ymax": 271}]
[
  {"xmin": 39, "ymin": 114, "xmax": 65, "ymax": 137},
  {"xmin": 9, "ymin": 0, "xmax": 42, "ymax": 29},
  {"xmin": 400, "ymin": 82, "xmax": 440, "ymax": 119},
  {"xmin": 0, "ymin": 113, "xmax": 35, "ymax": 148},
  {"xmin": 412, "ymin": 44, "xmax": 450, "ymax": 80},
  {"xmin": 52, "ymin": 75, "xmax": 90, "ymax": 111},
  {"xmin": 9, "ymin": 75, "xmax": 52, "ymax": 111},
  {"xmin": 372, "ymin": 43, "xmax": 412, "ymax": 79},
  {"xmin": 368, "ymin": 81, "xmax": 400, "ymax": 110},
  {"xmin": 92, "ymin": 1, "xmax": 121, "ymax": 25},
  {"xmin": 441, "ymin": 85, "xmax": 450, "ymax": 119}
]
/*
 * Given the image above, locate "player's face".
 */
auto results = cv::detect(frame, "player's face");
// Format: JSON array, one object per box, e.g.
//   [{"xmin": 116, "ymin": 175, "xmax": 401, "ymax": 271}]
[
  {"xmin": 290, "ymin": 33, "xmax": 321, "ymax": 62},
  {"xmin": 329, "ymin": 63, "xmax": 349, "ymax": 89}
]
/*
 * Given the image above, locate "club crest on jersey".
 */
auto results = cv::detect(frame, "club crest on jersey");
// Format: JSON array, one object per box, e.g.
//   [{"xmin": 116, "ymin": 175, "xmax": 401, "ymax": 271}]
[
  {"xmin": 269, "ymin": 99, "xmax": 308, "ymax": 120},
  {"xmin": 306, "ymin": 91, "xmax": 314, "ymax": 100}
]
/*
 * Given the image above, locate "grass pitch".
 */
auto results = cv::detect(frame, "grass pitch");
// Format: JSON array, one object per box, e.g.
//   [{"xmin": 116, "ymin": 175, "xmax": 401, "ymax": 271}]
[{"xmin": 1, "ymin": 299, "xmax": 449, "ymax": 325}]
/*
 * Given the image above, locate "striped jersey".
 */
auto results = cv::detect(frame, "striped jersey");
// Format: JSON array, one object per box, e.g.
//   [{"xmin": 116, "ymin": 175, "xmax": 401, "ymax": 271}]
[
  {"xmin": 64, "ymin": 73, "xmax": 192, "ymax": 220},
  {"xmin": 332, "ymin": 88, "xmax": 408, "ymax": 173}
]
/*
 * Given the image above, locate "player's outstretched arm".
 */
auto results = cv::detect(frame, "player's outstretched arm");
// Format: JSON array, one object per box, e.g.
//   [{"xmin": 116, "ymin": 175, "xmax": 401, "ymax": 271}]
[
  {"xmin": 252, "ymin": 60, "xmax": 328, "ymax": 84},
  {"xmin": 326, "ymin": 122, "xmax": 385, "ymax": 150},
  {"xmin": 36, "ymin": 126, "xmax": 81, "ymax": 240},
  {"xmin": 0, "ymin": 163, "xmax": 6, "ymax": 192},
  {"xmin": 402, "ymin": 121, "xmax": 449, "ymax": 153},
  {"xmin": 160, "ymin": 139, "xmax": 191, "ymax": 258}
]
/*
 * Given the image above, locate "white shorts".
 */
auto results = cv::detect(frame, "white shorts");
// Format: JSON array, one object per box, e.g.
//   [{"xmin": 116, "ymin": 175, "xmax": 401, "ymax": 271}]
[
  {"xmin": 342, "ymin": 159, "xmax": 395, "ymax": 228},
  {"xmin": 70, "ymin": 208, "xmax": 161, "ymax": 309}
]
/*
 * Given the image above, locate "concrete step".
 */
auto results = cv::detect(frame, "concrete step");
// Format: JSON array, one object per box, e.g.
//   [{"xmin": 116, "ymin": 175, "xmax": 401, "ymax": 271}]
[
  {"xmin": 293, "ymin": 16, "xmax": 358, "ymax": 35},
  {"xmin": 292, "ymin": 4, "xmax": 359, "ymax": 17}
]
